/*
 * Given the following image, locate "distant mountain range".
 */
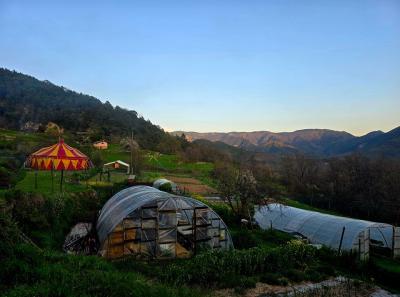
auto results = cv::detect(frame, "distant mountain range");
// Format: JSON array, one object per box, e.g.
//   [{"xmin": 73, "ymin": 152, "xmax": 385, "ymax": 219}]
[
  {"xmin": 172, "ymin": 128, "xmax": 400, "ymax": 158},
  {"xmin": 2, "ymin": 68, "xmax": 398, "ymax": 159}
]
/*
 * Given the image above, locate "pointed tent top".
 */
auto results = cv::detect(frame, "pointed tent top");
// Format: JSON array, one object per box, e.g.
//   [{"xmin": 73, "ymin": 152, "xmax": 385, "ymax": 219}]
[{"xmin": 26, "ymin": 139, "xmax": 91, "ymax": 171}]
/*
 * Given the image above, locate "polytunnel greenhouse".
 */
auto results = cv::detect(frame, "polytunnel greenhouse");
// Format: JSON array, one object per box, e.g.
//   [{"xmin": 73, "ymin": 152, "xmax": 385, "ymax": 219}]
[
  {"xmin": 96, "ymin": 186, "xmax": 233, "ymax": 259},
  {"xmin": 255, "ymin": 204, "xmax": 396, "ymax": 255}
]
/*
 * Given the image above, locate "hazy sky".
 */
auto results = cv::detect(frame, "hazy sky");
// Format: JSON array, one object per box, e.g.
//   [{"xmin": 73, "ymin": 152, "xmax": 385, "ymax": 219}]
[{"xmin": 1, "ymin": 1, "xmax": 399, "ymax": 135}]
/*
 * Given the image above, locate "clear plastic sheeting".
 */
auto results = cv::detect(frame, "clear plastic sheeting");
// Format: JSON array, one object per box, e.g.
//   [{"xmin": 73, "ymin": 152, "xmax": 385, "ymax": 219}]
[
  {"xmin": 97, "ymin": 186, "xmax": 233, "ymax": 259},
  {"xmin": 254, "ymin": 203, "xmax": 394, "ymax": 251}
]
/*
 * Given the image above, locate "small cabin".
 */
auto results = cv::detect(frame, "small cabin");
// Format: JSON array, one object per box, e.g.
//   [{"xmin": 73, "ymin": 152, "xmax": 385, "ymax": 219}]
[
  {"xmin": 103, "ymin": 160, "xmax": 130, "ymax": 174},
  {"xmin": 93, "ymin": 140, "xmax": 108, "ymax": 150}
]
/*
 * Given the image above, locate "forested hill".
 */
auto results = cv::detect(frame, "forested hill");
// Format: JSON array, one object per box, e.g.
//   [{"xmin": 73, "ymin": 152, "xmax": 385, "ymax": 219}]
[{"xmin": 0, "ymin": 68, "xmax": 167, "ymax": 149}]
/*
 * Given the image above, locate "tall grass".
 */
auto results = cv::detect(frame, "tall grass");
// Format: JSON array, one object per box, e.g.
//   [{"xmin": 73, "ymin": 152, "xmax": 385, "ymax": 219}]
[{"xmin": 1, "ymin": 244, "xmax": 206, "ymax": 297}]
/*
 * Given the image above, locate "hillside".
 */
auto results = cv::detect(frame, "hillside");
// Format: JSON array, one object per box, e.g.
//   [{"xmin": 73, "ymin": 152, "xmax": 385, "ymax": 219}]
[
  {"xmin": 0, "ymin": 68, "xmax": 169, "ymax": 150},
  {"xmin": 174, "ymin": 127, "xmax": 400, "ymax": 158}
]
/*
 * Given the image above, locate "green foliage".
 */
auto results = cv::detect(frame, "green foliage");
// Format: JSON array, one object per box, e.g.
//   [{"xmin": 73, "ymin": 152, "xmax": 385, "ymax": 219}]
[
  {"xmin": 369, "ymin": 257, "xmax": 400, "ymax": 290},
  {"xmin": 89, "ymin": 150, "xmax": 104, "ymax": 168},
  {"xmin": 0, "ymin": 211, "xmax": 21, "ymax": 259},
  {"xmin": 0, "ymin": 245, "xmax": 204, "ymax": 297},
  {"xmin": 231, "ymin": 228, "xmax": 293, "ymax": 249},
  {"xmin": 159, "ymin": 182, "xmax": 172, "ymax": 193},
  {"xmin": 145, "ymin": 152, "xmax": 214, "ymax": 175},
  {"xmin": 282, "ymin": 153, "xmax": 400, "ymax": 225},
  {"xmin": 16, "ymin": 170, "xmax": 87, "ymax": 194},
  {"xmin": 3, "ymin": 189, "xmax": 102, "ymax": 249},
  {"xmin": 160, "ymin": 241, "xmax": 317, "ymax": 288},
  {"xmin": 259, "ymin": 273, "xmax": 288, "ymax": 286},
  {"xmin": 0, "ymin": 166, "xmax": 15, "ymax": 188}
]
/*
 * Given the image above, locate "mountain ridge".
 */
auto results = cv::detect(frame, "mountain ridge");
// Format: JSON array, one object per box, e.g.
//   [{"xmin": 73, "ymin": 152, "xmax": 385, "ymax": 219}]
[{"xmin": 172, "ymin": 127, "xmax": 400, "ymax": 158}]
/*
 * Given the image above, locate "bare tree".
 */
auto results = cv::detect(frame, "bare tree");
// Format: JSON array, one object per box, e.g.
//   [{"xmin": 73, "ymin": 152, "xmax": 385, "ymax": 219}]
[{"xmin": 216, "ymin": 164, "xmax": 261, "ymax": 223}]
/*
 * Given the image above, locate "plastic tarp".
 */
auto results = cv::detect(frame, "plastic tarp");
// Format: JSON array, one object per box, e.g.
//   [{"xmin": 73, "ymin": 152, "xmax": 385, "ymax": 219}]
[
  {"xmin": 96, "ymin": 185, "xmax": 233, "ymax": 249},
  {"xmin": 254, "ymin": 203, "xmax": 393, "ymax": 251}
]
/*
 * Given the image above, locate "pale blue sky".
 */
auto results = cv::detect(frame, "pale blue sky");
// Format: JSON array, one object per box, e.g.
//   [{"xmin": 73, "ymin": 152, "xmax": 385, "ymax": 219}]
[{"xmin": 1, "ymin": 0, "xmax": 399, "ymax": 135}]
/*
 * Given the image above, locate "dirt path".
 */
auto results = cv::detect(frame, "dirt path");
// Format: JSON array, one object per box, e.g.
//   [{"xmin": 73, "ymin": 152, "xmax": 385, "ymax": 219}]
[
  {"xmin": 164, "ymin": 175, "xmax": 217, "ymax": 195},
  {"xmin": 213, "ymin": 277, "xmax": 398, "ymax": 297}
]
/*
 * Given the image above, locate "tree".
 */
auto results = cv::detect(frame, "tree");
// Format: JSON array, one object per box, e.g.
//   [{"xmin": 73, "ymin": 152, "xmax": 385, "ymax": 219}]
[
  {"xmin": 44, "ymin": 122, "xmax": 63, "ymax": 138},
  {"xmin": 121, "ymin": 135, "xmax": 141, "ymax": 174},
  {"xmin": 216, "ymin": 164, "xmax": 262, "ymax": 223}
]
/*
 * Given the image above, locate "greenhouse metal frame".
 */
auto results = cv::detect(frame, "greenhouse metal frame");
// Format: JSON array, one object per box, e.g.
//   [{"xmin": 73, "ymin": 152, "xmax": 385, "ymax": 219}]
[{"xmin": 97, "ymin": 186, "xmax": 233, "ymax": 259}]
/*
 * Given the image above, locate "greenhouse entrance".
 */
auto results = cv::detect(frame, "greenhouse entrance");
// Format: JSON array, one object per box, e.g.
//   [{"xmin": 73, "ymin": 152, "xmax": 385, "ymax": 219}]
[
  {"xmin": 255, "ymin": 203, "xmax": 400, "ymax": 260},
  {"xmin": 96, "ymin": 186, "xmax": 233, "ymax": 259}
]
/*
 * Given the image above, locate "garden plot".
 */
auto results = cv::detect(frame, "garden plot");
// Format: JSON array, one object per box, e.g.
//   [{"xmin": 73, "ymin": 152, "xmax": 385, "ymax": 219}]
[{"xmin": 164, "ymin": 175, "xmax": 217, "ymax": 195}]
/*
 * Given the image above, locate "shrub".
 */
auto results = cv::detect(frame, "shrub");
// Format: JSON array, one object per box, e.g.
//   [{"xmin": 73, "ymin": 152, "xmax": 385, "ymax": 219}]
[
  {"xmin": 231, "ymin": 229, "xmax": 258, "ymax": 249},
  {"xmin": 160, "ymin": 241, "xmax": 317, "ymax": 288},
  {"xmin": 1, "ymin": 246, "xmax": 204, "ymax": 297},
  {"xmin": 159, "ymin": 182, "xmax": 172, "ymax": 193}
]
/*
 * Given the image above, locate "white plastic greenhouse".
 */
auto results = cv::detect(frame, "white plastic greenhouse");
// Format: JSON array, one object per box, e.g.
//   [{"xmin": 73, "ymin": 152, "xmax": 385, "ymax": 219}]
[
  {"xmin": 97, "ymin": 186, "xmax": 233, "ymax": 259},
  {"xmin": 255, "ymin": 203, "xmax": 397, "ymax": 256}
]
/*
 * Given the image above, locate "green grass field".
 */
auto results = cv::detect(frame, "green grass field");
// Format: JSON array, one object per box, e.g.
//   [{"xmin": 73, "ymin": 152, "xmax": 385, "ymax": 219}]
[
  {"xmin": 88, "ymin": 170, "xmax": 129, "ymax": 185},
  {"xmin": 98, "ymin": 143, "xmax": 130, "ymax": 163},
  {"xmin": 145, "ymin": 152, "xmax": 214, "ymax": 173},
  {"xmin": 16, "ymin": 170, "xmax": 87, "ymax": 194}
]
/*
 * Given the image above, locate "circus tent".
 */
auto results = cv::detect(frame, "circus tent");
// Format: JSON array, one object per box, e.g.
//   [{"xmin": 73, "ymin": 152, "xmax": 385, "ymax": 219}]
[{"xmin": 26, "ymin": 139, "xmax": 91, "ymax": 191}]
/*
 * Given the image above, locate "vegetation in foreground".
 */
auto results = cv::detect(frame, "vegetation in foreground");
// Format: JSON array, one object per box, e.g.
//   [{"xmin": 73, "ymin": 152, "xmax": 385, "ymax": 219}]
[{"xmin": 1, "ymin": 127, "xmax": 400, "ymax": 296}]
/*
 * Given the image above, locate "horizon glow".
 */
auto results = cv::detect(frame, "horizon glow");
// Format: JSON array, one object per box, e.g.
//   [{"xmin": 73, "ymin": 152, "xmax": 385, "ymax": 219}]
[{"xmin": 0, "ymin": 1, "xmax": 399, "ymax": 136}]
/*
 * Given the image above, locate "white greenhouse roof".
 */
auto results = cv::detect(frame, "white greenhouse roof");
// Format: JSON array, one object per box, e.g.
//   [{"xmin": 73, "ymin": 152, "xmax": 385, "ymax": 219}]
[
  {"xmin": 254, "ymin": 203, "xmax": 394, "ymax": 251},
  {"xmin": 103, "ymin": 160, "xmax": 130, "ymax": 167}
]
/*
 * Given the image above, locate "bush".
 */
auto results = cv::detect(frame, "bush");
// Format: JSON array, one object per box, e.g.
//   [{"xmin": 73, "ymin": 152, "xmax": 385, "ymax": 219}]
[
  {"xmin": 1, "ymin": 246, "xmax": 204, "ymax": 297},
  {"xmin": 160, "ymin": 241, "xmax": 317, "ymax": 288},
  {"xmin": 159, "ymin": 182, "xmax": 172, "ymax": 193},
  {"xmin": 0, "ymin": 212, "xmax": 20, "ymax": 258},
  {"xmin": 231, "ymin": 229, "xmax": 258, "ymax": 249}
]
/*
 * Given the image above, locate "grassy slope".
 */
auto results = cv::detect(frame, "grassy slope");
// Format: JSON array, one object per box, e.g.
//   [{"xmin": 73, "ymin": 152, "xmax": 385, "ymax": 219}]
[
  {"xmin": 1, "ymin": 129, "xmax": 214, "ymax": 194},
  {"xmin": 91, "ymin": 145, "xmax": 215, "ymax": 188},
  {"xmin": 16, "ymin": 171, "xmax": 87, "ymax": 194}
]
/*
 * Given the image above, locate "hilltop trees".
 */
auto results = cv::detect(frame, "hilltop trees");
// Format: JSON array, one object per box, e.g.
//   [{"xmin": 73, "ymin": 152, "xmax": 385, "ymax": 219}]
[
  {"xmin": 281, "ymin": 153, "xmax": 400, "ymax": 225},
  {"xmin": 0, "ymin": 68, "xmax": 171, "ymax": 151}
]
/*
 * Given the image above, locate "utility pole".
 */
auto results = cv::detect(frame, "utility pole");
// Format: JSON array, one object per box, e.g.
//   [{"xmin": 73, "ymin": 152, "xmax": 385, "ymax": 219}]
[{"xmin": 130, "ymin": 131, "xmax": 134, "ymax": 175}]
